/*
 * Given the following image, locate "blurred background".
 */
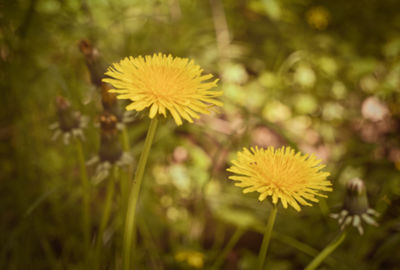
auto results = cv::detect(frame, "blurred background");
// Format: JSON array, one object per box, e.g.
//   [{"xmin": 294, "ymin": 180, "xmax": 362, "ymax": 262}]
[{"xmin": 1, "ymin": 0, "xmax": 400, "ymax": 269}]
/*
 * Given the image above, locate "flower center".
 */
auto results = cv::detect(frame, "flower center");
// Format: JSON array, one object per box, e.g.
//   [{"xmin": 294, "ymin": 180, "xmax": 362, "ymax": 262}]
[{"xmin": 145, "ymin": 65, "xmax": 194, "ymax": 99}]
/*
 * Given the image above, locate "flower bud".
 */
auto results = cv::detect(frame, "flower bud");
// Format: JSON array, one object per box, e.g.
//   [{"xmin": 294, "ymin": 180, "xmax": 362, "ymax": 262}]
[
  {"xmin": 101, "ymin": 82, "xmax": 122, "ymax": 119},
  {"xmin": 78, "ymin": 39, "xmax": 105, "ymax": 87},
  {"xmin": 344, "ymin": 178, "xmax": 369, "ymax": 215},
  {"xmin": 330, "ymin": 178, "xmax": 379, "ymax": 235},
  {"xmin": 99, "ymin": 113, "xmax": 122, "ymax": 163},
  {"xmin": 55, "ymin": 96, "xmax": 81, "ymax": 132},
  {"xmin": 50, "ymin": 96, "xmax": 87, "ymax": 144}
]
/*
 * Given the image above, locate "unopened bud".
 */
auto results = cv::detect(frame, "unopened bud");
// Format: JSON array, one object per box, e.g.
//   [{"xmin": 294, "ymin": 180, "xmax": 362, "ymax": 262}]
[
  {"xmin": 330, "ymin": 178, "xmax": 379, "ymax": 235},
  {"xmin": 51, "ymin": 96, "xmax": 87, "ymax": 144},
  {"xmin": 55, "ymin": 96, "xmax": 81, "ymax": 132},
  {"xmin": 78, "ymin": 39, "xmax": 105, "ymax": 87},
  {"xmin": 101, "ymin": 82, "xmax": 122, "ymax": 120},
  {"xmin": 344, "ymin": 178, "xmax": 369, "ymax": 215},
  {"xmin": 99, "ymin": 113, "xmax": 122, "ymax": 163}
]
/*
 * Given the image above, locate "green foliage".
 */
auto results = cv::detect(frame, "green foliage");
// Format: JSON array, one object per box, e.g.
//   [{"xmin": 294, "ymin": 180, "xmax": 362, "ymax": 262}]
[{"xmin": 1, "ymin": 0, "xmax": 400, "ymax": 269}]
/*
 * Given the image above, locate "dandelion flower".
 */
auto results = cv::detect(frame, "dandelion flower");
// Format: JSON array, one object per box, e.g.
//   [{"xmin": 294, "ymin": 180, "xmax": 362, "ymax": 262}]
[
  {"xmin": 175, "ymin": 250, "xmax": 204, "ymax": 269},
  {"xmin": 306, "ymin": 6, "xmax": 330, "ymax": 30},
  {"xmin": 103, "ymin": 53, "xmax": 222, "ymax": 126},
  {"xmin": 227, "ymin": 146, "xmax": 332, "ymax": 211}
]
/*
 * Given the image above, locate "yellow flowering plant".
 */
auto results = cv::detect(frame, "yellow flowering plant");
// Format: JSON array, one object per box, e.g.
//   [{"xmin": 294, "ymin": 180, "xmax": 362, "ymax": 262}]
[
  {"xmin": 227, "ymin": 146, "xmax": 332, "ymax": 211},
  {"xmin": 103, "ymin": 53, "xmax": 222, "ymax": 270},
  {"xmin": 227, "ymin": 146, "xmax": 332, "ymax": 270}
]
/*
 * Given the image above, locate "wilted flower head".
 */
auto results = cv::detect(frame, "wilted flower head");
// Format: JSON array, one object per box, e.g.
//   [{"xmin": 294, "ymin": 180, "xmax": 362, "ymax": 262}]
[
  {"xmin": 98, "ymin": 113, "xmax": 122, "ymax": 163},
  {"xmin": 330, "ymin": 178, "xmax": 379, "ymax": 235},
  {"xmin": 87, "ymin": 113, "xmax": 132, "ymax": 184},
  {"xmin": 227, "ymin": 146, "xmax": 332, "ymax": 211},
  {"xmin": 103, "ymin": 53, "xmax": 222, "ymax": 126},
  {"xmin": 50, "ymin": 96, "xmax": 88, "ymax": 144}
]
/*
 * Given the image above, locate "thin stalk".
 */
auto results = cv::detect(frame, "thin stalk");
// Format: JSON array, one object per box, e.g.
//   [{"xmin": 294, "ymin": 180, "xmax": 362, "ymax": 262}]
[
  {"xmin": 252, "ymin": 227, "xmax": 337, "ymax": 266},
  {"xmin": 120, "ymin": 126, "xmax": 132, "ymax": 212},
  {"xmin": 121, "ymin": 125, "xmax": 131, "ymax": 153},
  {"xmin": 273, "ymin": 232, "xmax": 318, "ymax": 258},
  {"xmin": 137, "ymin": 217, "xmax": 164, "ymax": 270},
  {"xmin": 211, "ymin": 228, "xmax": 244, "ymax": 270},
  {"xmin": 211, "ymin": 221, "xmax": 225, "ymax": 251},
  {"xmin": 123, "ymin": 118, "xmax": 159, "ymax": 270},
  {"xmin": 76, "ymin": 138, "xmax": 91, "ymax": 255},
  {"xmin": 305, "ymin": 231, "xmax": 346, "ymax": 270},
  {"xmin": 257, "ymin": 204, "xmax": 278, "ymax": 270},
  {"xmin": 94, "ymin": 166, "xmax": 118, "ymax": 269}
]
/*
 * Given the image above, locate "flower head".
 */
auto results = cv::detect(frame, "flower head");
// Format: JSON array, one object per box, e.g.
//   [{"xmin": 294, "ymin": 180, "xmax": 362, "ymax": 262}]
[
  {"xmin": 50, "ymin": 96, "xmax": 88, "ymax": 144},
  {"xmin": 306, "ymin": 6, "xmax": 330, "ymax": 30},
  {"xmin": 227, "ymin": 146, "xmax": 332, "ymax": 211},
  {"xmin": 103, "ymin": 53, "xmax": 222, "ymax": 126},
  {"xmin": 330, "ymin": 178, "xmax": 379, "ymax": 235},
  {"xmin": 87, "ymin": 113, "xmax": 132, "ymax": 184},
  {"xmin": 175, "ymin": 250, "xmax": 204, "ymax": 269}
]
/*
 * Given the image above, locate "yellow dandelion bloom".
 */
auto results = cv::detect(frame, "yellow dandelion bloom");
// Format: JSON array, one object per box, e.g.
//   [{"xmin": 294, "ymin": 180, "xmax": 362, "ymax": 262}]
[
  {"xmin": 102, "ymin": 53, "xmax": 222, "ymax": 126},
  {"xmin": 227, "ymin": 146, "xmax": 332, "ymax": 211},
  {"xmin": 175, "ymin": 250, "xmax": 204, "ymax": 269},
  {"xmin": 306, "ymin": 6, "xmax": 330, "ymax": 30}
]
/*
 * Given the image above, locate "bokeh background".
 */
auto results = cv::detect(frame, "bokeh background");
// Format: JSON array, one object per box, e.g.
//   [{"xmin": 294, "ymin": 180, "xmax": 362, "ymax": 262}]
[{"xmin": 1, "ymin": 0, "xmax": 400, "ymax": 269}]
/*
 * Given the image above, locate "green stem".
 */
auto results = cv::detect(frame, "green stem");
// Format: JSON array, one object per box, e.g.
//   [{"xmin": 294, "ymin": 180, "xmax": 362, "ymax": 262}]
[
  {"xmin": 211, "ymin": 228, "xmax": 244, "ymax": 270},
  {"xmin": 304, "ymin": 231, "xmax": 346, "ymax": 270},
  {"xmin": 273, "ymin": 232, "xmax": 318, "ymax": 258},
  {"xmin": 123, "ymin": 118, "xmax": 159, "ymax": 270},
  {"xmin": 257, "ymin": 204, "xmax": 278, "ymax": 270},
  {"xmin": 137, "ymin": 217, "xmax": 163, "ymax": 270},
  {"xmin": 76, "ymin": 138, "xmax": 91, "ymax": 255},
  {"xmin": 121, "ymin": 125, "xmax": 131, "ymax": 152},
  {"xmin": 211, "ymin": 222, "xmax": 225, "ymax": 251},
  {"xmin": 251, "ymin": 227, "xmax": 337, "ymax": 266},
  {"xmin": 120, "ymin": 126, "xmax": 132, "ymax": 212},
  {"xmin": 95, "ymin": 166, "xmax": 117, "ymax": 269}
]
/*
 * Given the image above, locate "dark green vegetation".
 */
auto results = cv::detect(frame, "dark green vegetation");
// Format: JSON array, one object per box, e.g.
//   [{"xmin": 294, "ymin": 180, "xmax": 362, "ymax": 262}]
[{"xmin": 1, "ymin": 0, "xmax": 400, "ymax": 269}]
